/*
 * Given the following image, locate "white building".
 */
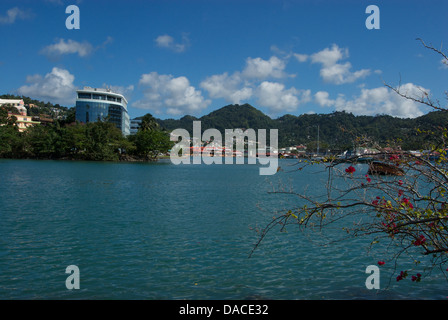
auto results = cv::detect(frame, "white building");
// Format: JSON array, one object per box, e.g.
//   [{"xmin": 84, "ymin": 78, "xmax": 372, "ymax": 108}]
[
  {"xmin": 0, "ymin": 99, "xmax": 27, "ymax": 116},
  {"xmin": 75, "ymin": 87, "xmax": 130, "ymax": 136}
]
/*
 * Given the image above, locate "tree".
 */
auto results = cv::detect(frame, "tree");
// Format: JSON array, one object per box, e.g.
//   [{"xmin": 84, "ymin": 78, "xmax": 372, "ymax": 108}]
[
  {"xmin": 83, "ymin": 121, "xmax": 124, "ymax": 161},
  {"xmin": 140, "ymin": 113, "xmax": 160, "ymax": 132},
  {"xmin": 0, "ymin": 125, "xmax": 21, "ymax": 158},
  {"xmin": 131, "ymin": 112, "xmax": 173, "ymax": 161},
  {"xmin": 251, "ymin": 40, "xmax": 448, "ymax": 285},
  {"xmin": 26, "ymin": 125, "xmax": 59, "ymax": 158}
]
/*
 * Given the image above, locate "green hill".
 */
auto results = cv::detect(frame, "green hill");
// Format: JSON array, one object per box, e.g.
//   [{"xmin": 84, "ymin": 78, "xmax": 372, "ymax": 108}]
[{"xmin": 156, "ymin": 104, "xmax": 448, "ymax": 150}]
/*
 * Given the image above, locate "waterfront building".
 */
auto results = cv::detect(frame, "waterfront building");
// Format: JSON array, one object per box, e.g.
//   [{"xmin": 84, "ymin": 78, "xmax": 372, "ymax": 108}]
[{"xmin": 75, "ymin": 87, "xmax": 130, "ymax": 136}]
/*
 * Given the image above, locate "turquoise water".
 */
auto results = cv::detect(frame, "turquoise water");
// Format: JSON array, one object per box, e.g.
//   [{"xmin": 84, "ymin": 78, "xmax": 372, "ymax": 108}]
[{"xmin": 0, "ymin": 159, "xmax": 446, "ymax": 299}]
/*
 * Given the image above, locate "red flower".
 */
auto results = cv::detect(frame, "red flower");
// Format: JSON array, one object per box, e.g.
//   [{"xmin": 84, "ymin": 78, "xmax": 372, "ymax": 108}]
[
  {"xmin": 345, "ymin": 166, "xmax": 356, "ymax": 174},
  {"xmin": 396, "ymin": 270, "xmax": 407, "ymax": 281},
  {"xmin": 389, "ymin": 155, "xmax": 399, "ymax": 161},
  {"xmin": 412, "ymin": 273, "xmax": 422, "ymax": 282},
  {"xmin": 398, "ymin": 189, "xmax": 404, "ymax": 197},
  {"xmin": 378, "ymin": 261, "xmax": 385, "ymax": 266},
  {"xmin": 398, "ymin": 180, "xmax": 403, "ymax": 186},
  {"xmin": 413, "ymin": 235, "xmax": 426, "ymax": 246},
  {"xmin": 365, "ymin": 175, "xmax": 372, "ymax": 183}
]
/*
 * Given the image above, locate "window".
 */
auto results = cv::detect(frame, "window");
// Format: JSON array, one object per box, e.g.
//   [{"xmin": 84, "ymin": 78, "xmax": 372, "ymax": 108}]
[{"xmin": 78, "ymin": 93, "xmax": 91, "ymax": 99}]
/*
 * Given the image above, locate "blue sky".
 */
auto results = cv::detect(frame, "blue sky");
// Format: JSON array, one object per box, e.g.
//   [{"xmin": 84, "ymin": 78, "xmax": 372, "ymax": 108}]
[{"xmin": 1, "ymin": 0, "xmax": 447, "ymax": 120}]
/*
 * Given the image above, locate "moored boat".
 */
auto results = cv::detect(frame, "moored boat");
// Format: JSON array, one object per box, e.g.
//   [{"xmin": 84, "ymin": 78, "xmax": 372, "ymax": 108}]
[{"xmin": 368, "ymin": 161, "xmax": 405, "ymax": 176}]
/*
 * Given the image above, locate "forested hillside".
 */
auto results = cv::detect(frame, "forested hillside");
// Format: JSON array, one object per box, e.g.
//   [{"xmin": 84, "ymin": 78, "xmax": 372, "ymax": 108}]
[{"xmin": 156, "ymin": 103, "xmax": 448, "ymax": 150}]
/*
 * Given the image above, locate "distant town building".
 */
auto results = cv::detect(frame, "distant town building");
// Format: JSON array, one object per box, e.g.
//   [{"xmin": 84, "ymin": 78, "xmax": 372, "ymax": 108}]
[
  {"xmin": 75, "ymin": 87, "xmax": 130, "ymax": 136},
  {"xmin": 10, "ymin": 114, "xmax": 40, "ymax": 132},
  {"xmin": 0, "ymin": 98, "xmax": 40, "ymax": 132},
  {"xmin": 0, "ymin": 99, "xmax": 27, "ymax": 115}
]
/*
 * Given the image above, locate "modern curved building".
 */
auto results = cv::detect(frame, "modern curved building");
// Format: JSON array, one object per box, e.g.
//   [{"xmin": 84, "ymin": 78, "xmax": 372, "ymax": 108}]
[{"xmin": 75, "ymin": 87, "xmax": 130, "ymax": 136}]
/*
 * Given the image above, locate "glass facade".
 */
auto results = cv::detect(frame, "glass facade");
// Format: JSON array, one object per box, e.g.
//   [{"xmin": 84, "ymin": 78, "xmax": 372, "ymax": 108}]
[{"xmin": 75, "ymin": 88, "xmax": 130, "ymax": 136}]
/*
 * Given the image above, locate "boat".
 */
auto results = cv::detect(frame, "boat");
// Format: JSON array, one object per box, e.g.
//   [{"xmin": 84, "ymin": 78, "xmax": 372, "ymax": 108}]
[{"xmin": 368, "ymin": 161, "xmax": 405, "ymax": 176}]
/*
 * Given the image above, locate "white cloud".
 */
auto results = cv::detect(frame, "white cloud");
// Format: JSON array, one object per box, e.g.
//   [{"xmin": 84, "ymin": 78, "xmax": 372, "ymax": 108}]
[
  {"xmin": 242, "ymin": 56, "xmax": 290, "ymax": 79},
  {"xmin": 155, "ymin": 34, "xmax": 190, "ymax": 53},
  {"xmin": 314, "ymin": 91, "xmax": 334, "ymax": 107},
  {"xmin": 0, "ymin": 7, "xmax": 30, "ymax": 24},
  {"xmin": 17, "ymin": 67, "xmax": 76, "ymax": 105},
  {"xmin": 441, "ymin": 58, "xmax": 448, "ymax": 69},
  {"xmin": 200, "ymin": 72, "xmax": 252, "ymax": 104},
  {"xmin": 200, "ymin": 54, "xmax": 313, "ymax": 113},
  {"xmin": 40, "ymin": 39, "xmax": 94, "ymax": 58},
  {"xmin": 309, "ymin": 44, "xmax": 370, "ymax": 84},
  {"xmin": 133, "ymin": 72, "xmax": 210, "ymax": 116},
  {"xmin": 311, "ymin": 44, "xmax": 348, "ymax": 67},
  {"xmin": 314, "ymin": 83, "xmax": 429, "ymax": 118},
  {"xmin": 255, "ymin": 81, "xmax": 310, "ymax": 113},
  {"xmin": 293, "ymin": 53, "xmax": 308, "ymax": 62}
]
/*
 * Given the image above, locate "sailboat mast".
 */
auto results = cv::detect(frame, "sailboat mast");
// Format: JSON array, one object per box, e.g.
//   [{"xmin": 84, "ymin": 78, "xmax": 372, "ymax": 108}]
[{"xmin": 317, "ymin": 125, "xmax": 320, "ymax": 155}]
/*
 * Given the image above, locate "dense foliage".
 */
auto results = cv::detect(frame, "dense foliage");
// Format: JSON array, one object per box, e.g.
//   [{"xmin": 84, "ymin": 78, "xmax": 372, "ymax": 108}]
[{"xmin": 0, "ymin": 112, "xmax": 172, "ymax": 162}]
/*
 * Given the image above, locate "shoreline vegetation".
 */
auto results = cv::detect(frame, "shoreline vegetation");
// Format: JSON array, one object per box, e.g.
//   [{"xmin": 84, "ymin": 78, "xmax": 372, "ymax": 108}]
[{"xmin": 2, "ymin": 95, "xmax": 448, "ymax": 164}]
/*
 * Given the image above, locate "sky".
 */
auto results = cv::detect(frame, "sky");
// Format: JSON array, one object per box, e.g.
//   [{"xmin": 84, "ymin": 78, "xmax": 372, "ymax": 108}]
[{"xmin": 1, "ymin": 0, "xmax": 447, "ymax": 120}]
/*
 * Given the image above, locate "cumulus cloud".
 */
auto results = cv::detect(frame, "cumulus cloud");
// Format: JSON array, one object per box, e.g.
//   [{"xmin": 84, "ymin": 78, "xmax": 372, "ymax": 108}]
[
  {"xmin": 200, "ymin": 54, "xmax": 312, "ymax": 113},
  {"xmin": 0, "ymin": 7, "xmax": 31, "ymax": 24},
  {"xmin": 200, "ymin": 72, "xmax": 252, "ymax": 104},
  {"xmin": 314, "ymin": 91, "xmax": 334, "ymax": 107},
  {"xmin": 314, "ymin": 83, "xmax": 429, "ymax": 118},
  {"xmin": 17, "ymin": 67, "xmax": 76, "ymax": 105},
  {"xmin": 40, "ymin": 37, "xmax": 113, "ymax": 59},
  {"xmin": 256, "ymin": 81, "xmax": 311, "ymax": 113},
  {"xmin": 155, "ymin": 34, "xmax": 190, "ymax": 53},
  {"xmin": 133, "ymin": 72, "xmax": 210, "ymax": 116},
  {"xmin": 300, "ymin": 44, "xmax": 371, "ymax": 84},
  {"xmin": 242, "ymin": 56, "xmax": 290, "ymax": 79},
  {"xmin": 40, "ymin": 39, "xmax": 94, "ymax": 58}
]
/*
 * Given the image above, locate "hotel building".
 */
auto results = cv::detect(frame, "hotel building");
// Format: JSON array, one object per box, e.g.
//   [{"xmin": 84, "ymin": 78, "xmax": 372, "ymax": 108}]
[{"xmin": 75, "ymin": 87, "xmax": 130, "ymax": 136}]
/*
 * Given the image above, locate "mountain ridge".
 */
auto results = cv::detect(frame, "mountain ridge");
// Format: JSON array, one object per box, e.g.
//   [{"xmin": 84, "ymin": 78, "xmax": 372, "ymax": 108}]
[{"xmin": 155, "ymin": 103, "xmax": 448, "ymax": 150}]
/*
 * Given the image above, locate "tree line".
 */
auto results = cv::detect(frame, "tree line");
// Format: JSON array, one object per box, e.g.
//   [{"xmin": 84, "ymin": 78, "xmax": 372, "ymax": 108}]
[{"xmin": 0, "ymin": 109, "xmax": 172, "ymax": 161}]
